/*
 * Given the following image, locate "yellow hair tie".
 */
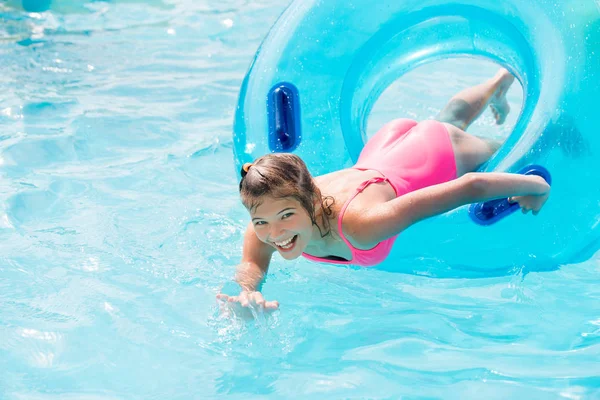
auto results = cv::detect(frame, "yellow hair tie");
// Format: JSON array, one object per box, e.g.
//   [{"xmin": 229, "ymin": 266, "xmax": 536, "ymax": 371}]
[{"xmin": 242, "ymin": 163, "xmax": 253, "ymax": 173}]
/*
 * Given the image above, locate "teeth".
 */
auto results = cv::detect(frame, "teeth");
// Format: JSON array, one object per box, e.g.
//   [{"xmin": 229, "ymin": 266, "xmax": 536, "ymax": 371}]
[{"xmin": 275, "ymin": 236, "xmax": 294, "ymax": 247}]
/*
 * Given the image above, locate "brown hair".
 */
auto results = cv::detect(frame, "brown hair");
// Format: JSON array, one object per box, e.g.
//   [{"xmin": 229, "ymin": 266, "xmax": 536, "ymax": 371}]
[{"xmin": 239, "ymin": 153, "xmax": 335, "ymax": 238}]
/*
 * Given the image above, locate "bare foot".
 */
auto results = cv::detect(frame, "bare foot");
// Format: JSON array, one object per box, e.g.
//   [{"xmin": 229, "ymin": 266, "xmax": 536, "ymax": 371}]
[{"xmin": 489, "ymin": 69, "xmax": 515, "ymax": 125}]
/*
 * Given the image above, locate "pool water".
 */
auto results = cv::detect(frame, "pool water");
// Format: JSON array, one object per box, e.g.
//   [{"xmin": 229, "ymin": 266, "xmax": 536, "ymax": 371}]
[{"xmin": 1, "ymin": 1, "xmax": 599, "ymax": 398}]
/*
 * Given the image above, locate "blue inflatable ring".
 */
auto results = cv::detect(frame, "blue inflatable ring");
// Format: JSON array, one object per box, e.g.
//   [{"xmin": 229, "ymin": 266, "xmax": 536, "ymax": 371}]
[{"xmin": 234, "ymin": 1, "xmax": 599, "ymax": 274}]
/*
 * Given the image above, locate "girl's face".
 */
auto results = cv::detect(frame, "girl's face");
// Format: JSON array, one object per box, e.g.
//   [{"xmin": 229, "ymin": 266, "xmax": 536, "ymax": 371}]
[{"xmin": 249, "ymin": 196, "xmax": 314, "ymax": 259}]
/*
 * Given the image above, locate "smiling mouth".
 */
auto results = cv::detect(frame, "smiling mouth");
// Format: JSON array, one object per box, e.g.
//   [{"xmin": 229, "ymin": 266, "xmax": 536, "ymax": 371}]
[{"xmin": 272, "ymin": 235, "xmax": 298, "ymax": 252}]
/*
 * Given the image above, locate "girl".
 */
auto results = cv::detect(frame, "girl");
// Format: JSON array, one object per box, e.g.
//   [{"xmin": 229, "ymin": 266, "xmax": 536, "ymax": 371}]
[{"xmin": 218, "ymin": 69, "xmax": 550, "ymax": 312}]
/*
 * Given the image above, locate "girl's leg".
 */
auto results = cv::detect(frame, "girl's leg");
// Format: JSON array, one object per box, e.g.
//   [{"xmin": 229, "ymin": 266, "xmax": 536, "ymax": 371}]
[
  {"xmin": 437, "ymin": 69, "xmax": 516, "ymax": 176},
  {"xmin": 444, "ymin": 123, "xmax": 502, "ymax": 176},
  {"xmin": 436, "ymin": 68, "xmax": 515, "ymax": 130}
]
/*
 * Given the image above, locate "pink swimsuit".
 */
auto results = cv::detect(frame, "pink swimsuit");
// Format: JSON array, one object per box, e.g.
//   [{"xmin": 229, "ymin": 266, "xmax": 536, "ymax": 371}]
[{"xmin": 302, "ymin": 118, "xmax": 458, "ymax": 267}]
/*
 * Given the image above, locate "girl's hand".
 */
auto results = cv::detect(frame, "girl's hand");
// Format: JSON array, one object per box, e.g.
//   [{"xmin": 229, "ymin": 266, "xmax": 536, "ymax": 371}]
[
  {"xmin": 509, "ymin": 191, "xmax": 550, "ymax": 215},
  {"xmin": 216, "ymin": 291, "xmax": 279, "ymax": 319}
]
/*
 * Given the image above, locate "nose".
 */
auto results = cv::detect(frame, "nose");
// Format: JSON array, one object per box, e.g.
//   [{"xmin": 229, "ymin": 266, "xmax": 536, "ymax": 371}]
[{"xmin": 269, "ymin": 223, "xmax": 285, "ymax": 241}]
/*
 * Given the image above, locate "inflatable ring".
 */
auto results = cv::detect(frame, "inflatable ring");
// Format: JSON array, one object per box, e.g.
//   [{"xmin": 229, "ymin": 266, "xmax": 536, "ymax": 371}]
[{"xmin": 234, "ymin": 1, "xmax": 600, "ymax": 274}]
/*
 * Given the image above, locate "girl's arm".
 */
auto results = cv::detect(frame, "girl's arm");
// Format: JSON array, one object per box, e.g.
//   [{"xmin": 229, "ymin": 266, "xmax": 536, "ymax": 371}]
[
  {"xmin": 236, "ymin": 222, "xmax": 276, "ymax": 292},
  {"xmin": 217, "ymin": 223, "xmax": 279, "ymax": 313},
  {"xmin": 349, "ymin": 172, "xmax": 550, "ymax": 247}
]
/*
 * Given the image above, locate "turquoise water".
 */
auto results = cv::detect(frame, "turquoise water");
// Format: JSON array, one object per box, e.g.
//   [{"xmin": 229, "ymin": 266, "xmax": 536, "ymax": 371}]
[{"xmin": 1, "ymin": 1, "xmax": 600, "ymax": 399}]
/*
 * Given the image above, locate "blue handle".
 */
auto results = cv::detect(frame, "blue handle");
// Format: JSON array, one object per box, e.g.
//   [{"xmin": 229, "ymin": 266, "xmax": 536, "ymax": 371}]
[
  {"xmin": 468, "ymin": 165, "xmax": 551, "ymax": 226},
  {"xmin": 267, "ymin": 82, "xmax": 301, "ymax": 152}
]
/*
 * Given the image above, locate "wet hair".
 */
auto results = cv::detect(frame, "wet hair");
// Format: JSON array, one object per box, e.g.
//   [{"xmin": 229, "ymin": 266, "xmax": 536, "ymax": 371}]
[{"xmin": 239, "ymin": 153, "xmax": 335, "ymax": 238}]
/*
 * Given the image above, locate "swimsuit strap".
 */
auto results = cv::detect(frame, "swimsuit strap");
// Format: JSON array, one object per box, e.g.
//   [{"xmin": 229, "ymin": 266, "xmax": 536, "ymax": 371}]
[{"xmin": 337, "ymin": 176, "xmax": 390, "ymax": 248}]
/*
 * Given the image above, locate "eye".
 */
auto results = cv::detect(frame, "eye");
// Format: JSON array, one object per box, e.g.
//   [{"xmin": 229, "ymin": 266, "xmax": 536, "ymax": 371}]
[
  {"xmin": 254, "ymin": 221, "xmax": 267, "ymax": 226},
  {"xmin": 282, "ymin": 212, "xmax": 294, "ymax": 219}
]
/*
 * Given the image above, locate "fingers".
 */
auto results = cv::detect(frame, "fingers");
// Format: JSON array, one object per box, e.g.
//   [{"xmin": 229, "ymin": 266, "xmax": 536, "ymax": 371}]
[
  {"xmin": 239, "ymin": 292, "xmax": 250, "ymax": 307},
  {"xmin": 249, "ymin": 292, "xmax": 266, "ymax": 308},
  {"xmin": 218, "ymin": 291, "xmax": 279, "ymax": 314},
  {"xmin": 521, "ymin": 206, "xmax": 543, "ymax": 215},
  {"xmin": 247, "ymin": 292, "xmax": 277, "ymax": 311},
  {"xmin": 510, "ymin": 193, "xmax": 548, "ymax": 216},
  {"xmin": 264, "ymin": 300, "xmax": 279, "ymax": 310}
]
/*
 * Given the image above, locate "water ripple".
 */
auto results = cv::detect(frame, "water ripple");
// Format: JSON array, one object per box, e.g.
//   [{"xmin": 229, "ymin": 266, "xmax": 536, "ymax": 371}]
[{"xmin": 1, "ymin": 0, "xmax": 599, "ymax": 398}]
